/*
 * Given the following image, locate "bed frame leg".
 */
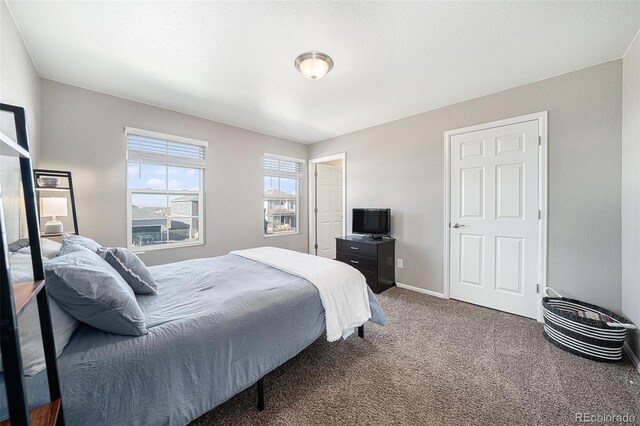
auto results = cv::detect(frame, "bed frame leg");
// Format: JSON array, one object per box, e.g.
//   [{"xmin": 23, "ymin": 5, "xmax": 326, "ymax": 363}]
[
  {"xmin": 358, "ymin": 325, "xmax": 364, "ymax": 338},
  {"xmin": 257, "ymin": 377, "xmax": 264, "ymax": 412}
]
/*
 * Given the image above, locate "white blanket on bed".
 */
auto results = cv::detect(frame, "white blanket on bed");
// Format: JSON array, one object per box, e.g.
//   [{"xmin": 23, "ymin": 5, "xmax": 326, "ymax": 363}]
[{"xmin": 231, "ymin": 247, "xmax": 372, "ymax": 341}]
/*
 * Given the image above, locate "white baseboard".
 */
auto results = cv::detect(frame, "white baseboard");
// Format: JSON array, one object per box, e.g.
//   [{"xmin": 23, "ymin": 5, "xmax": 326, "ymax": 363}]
[
  {"xmin": 396, "ymin": 282, "xmax": 446, "ymax": 299},
  {"xmin": 624, "ymin": 342, "xmax": 640, "ymax": 375}
]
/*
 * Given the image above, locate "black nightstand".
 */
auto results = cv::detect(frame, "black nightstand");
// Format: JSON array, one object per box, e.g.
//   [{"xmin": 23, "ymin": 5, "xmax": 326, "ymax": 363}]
[{"xmin": 335, "ymin": 235, "xmax": 395, "ymax": 294}]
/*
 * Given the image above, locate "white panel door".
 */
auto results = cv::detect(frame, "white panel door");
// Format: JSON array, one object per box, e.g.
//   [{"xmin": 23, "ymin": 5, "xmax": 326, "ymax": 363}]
[
  {"xmin": 449, "ymin": 120, "xmax": 539, "ymax": 318},
  {"xmin": 316, "ymin": 164, "xmax": 343, "ymax": 259}
]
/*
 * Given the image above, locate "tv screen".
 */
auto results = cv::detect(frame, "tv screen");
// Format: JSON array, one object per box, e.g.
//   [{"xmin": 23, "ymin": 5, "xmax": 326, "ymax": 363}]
[{"xmin": 352, "ymin": 208, "xmax": 390, "ymax": 237}]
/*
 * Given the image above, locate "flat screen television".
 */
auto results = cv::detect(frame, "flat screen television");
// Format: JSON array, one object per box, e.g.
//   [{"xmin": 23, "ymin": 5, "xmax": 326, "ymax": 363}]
[{"xmin": 352, "ymin": 208, "xmax": 390, "ymax": 238}]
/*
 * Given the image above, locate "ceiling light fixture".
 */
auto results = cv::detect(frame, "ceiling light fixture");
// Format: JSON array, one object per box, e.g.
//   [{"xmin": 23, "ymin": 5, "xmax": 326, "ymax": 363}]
[{"xmin": 294, "ymin": 51, "xmax": 333, "ymax": 80}]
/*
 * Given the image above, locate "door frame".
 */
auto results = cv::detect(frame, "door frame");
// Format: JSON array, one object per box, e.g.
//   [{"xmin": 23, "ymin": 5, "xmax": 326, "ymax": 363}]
[
  {"xmin": 308, "ymin": 153, "xmax": 347, "ymax": 255},
  {"xmin": 443, "ymin": 112, "xmax": 548, "ymax": 321}
]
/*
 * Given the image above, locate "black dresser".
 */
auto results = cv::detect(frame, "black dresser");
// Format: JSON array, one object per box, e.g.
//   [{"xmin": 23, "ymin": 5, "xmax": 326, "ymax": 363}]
[{"xmin": 336, "ymin": 235, "xmax": 395, "ymax": 294}]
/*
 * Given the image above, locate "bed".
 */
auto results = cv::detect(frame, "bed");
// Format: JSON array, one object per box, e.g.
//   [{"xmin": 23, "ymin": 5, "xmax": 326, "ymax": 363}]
[{"xmin": 1, "ymin": 253, "xmax": 386, "ymax": 425}]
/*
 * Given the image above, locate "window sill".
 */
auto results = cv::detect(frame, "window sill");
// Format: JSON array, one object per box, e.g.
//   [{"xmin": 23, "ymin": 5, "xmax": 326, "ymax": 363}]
[
  {"xmin": 129, "ymin": 240, "xmax": 204, "ymax": 253},
  {"xmin": 264, "ymin": 232, "xmax": 299, "ymax": 238}
]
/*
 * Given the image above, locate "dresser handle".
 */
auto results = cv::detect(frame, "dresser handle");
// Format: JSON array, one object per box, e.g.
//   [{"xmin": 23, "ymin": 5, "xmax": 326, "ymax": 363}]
[
  {"xmin": 350, "ymin": 246, "xmax": 359, "ymax": 250},
  {"xmin": 350, "ymin": 260, "xmax": 359, "ymax": 264}
]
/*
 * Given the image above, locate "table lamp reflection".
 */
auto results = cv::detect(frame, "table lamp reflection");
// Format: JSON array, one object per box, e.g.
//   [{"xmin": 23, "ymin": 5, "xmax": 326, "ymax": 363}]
[{"xmin": 40, "ymin": 197, "xmax": 68, "ymax": 234}]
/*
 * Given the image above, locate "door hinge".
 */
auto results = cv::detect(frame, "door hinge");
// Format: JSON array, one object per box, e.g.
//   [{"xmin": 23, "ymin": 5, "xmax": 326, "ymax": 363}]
[
  {"xmin": 538, "ymin": 210, "xmax": 541, "ymax": 220},
  {"xmin": 538, "ymin": 136, "xmax": 542, "ymax": 146},
  {"xmin": 314, "ymin": 208, "xmax": 318, "ymax": 214},
  {"xmin": 314, "ymin": 244, "xmax": 318, "ymax": 250},
  {"xmin": 314, "ymin": 171, "xmax": 318, "ymax": 177},
  {"xmin": 536, "ymin": 284, "xmax": 540, "ymax": 294}
]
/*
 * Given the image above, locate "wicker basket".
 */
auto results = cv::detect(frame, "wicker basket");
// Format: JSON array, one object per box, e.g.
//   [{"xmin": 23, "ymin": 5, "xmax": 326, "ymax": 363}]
[{"xmin": 542, "ymin": 287, "xmax": 636, "ymax": 362}]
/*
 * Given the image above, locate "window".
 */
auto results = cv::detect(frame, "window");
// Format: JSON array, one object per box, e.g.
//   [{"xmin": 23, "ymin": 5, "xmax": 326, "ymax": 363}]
[
  {"xmin": 126, "ymin": 127, "xmax": 207, "ymax": 251},
  {"xmin": 264, "ymin": 154, "xmax": 304, "ymax": 236}
]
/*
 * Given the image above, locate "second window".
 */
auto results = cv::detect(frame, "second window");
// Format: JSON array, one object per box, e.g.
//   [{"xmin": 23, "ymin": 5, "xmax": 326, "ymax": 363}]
[{"xmin": 264, "ymin": 155, "xmax": 304, "ymax": 236}]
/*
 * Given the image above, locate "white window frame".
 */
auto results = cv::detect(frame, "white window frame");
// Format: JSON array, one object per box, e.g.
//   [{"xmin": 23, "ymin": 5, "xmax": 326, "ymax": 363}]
[
  {"xmin": 264, "ymin": 154, "xmax": 305, "ymax": 238},
  {"xmin": 125, "ymin": 127, "xmax": 208, "ymax": 252}
]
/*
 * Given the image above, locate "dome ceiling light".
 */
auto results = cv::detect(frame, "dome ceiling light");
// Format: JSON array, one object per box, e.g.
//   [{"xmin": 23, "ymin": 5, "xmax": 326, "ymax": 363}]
[{"xmin": 294, "ymin": 51, "xmax": 333, "ymax": 80}]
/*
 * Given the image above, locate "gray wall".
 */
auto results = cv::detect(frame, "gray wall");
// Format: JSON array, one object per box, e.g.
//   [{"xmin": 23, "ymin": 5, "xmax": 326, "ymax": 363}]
[
  {"xmin": 622, "ymin": 32, "xmax": 640, "ymax": 361},
  {"xmin": 310, "ymin": 60, "xmax": 623, "ymax": 312},
  {"xmin": 0, "ymin": 0, "xmax": 42, "ymax": 243},
  {"xmin": 40, "ymin": 80, "xmax": 308, "ymax": 266}
]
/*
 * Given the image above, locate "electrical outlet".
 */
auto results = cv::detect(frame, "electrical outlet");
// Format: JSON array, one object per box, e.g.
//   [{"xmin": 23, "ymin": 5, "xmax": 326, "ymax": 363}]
[{"xmin": 397, "ymin": 258, "xmax": 403, "ymax": 268}]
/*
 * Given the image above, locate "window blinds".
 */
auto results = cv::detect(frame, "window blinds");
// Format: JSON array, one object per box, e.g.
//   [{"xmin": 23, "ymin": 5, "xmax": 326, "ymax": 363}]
[
  {"xmin": 264, "ymin": 155, "xmax": 304, "ymax": 179},
  {"xmin": 126, "ymin": 128, "xmax": 207, "ymax": 169}
]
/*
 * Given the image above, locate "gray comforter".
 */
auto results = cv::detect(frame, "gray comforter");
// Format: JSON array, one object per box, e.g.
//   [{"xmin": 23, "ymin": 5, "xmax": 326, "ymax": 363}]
[{"xmin": 1, "ymin": 254, "xmax": 386, "ymax": 425}]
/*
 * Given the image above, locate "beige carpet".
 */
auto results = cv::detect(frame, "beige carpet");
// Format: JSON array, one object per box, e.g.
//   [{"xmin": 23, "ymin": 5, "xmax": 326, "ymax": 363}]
[{"xmin": 192, "ymin": 287, "xmax": 640, "ymax": 425}]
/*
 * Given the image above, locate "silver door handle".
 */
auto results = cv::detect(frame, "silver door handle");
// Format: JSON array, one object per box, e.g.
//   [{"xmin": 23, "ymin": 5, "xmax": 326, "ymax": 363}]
[
  {"xmin": 452, "ymin": 223, "xmax": 466, "ymax": 229},
  {"xmin": 350, "ymin": 246, "xmax": 359, "ymax": 250},
  {"xmin": 350, "ymin": 260, "xmax": 359, "ymax": 264}
]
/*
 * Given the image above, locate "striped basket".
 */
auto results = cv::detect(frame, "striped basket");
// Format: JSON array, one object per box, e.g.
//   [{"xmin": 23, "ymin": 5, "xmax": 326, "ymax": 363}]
[{"xmin": 542, "ymin": 287, "xmax": 636, "ymax": 362}]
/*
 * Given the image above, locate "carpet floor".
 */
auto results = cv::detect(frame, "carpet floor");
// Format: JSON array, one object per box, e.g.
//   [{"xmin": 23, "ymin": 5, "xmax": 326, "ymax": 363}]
[{"xmin": 192, "ymin": 287, "xmax": 640, "ymax": 425}]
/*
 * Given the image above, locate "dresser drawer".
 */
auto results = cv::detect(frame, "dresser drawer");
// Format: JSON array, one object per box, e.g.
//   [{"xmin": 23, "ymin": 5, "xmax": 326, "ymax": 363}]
[
  {"xmin": 336, "ymin": 253, "xmax": 377, "ymax": 273},
  {"xmin": 360, "ymin": 270, "xmax": 378, "ymax": 293},
  {"xmin": 336, "ymin": 239, "xmax": 377, "ymax": 258},
  {"xmin": 336, "ymin": 236, "xmax": 395, "ymax": 294}
]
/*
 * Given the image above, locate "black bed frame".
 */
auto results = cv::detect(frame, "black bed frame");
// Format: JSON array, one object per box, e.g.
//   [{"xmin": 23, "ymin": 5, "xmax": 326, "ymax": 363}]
[{"xmin": 255, "ymin": 324, "xmax": 364, "ymax": 411}]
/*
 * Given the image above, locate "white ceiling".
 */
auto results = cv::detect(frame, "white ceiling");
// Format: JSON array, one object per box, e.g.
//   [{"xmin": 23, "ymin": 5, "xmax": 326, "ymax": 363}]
[{"xmin": 6, "ymin": 1, "xmax": 640, "ymax": 144}]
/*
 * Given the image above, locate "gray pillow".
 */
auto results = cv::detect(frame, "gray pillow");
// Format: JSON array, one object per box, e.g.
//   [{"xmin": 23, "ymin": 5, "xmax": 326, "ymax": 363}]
[
  {"xmin": 61, "ymin": 234, "xmax": 101, "ymax": 253},
  {"xmin": 8, "ymin": 238, "xmax": 30, "ymax": 252},
  {"xmin": 97, "ymin": 247, "xmax": 158, "ymax": 295},
  {"xmin": 45, "ymin": 245, "xmax": 147, "ymax": 336},
  {"xmin": 17, "ymin": 238, "xmax": 62, "ymax": 259}
]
